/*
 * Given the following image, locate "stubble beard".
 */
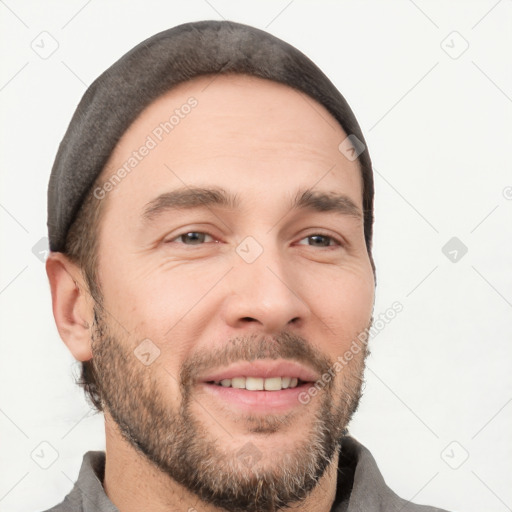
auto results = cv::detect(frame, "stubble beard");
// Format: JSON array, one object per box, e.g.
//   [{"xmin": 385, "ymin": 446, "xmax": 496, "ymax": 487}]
[{"xmin": 90, "ymin": 304, "xmax": 369, "ymax": 512}]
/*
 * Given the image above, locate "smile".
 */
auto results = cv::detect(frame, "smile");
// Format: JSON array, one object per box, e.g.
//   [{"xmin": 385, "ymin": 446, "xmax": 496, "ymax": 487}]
[{"xmin": 208, "ymin": 376, "xmax": 303, "ymax": 390}]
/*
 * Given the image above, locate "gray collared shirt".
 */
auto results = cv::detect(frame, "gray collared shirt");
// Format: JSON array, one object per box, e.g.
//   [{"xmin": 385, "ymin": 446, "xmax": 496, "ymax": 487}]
[{"xmin": 42, "ymin": 437, "xmax": 449, "ymax": 512}]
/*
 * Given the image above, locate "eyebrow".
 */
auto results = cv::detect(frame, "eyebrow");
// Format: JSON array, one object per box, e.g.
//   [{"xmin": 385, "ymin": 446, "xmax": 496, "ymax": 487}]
[
  {"xmin": 292, "ymin": 188, "xmax": 363, "ymax": 220},
  {"xmin": 142, "ymin": 186, "xmax": 363, "ymax": 223},
  {"xmin": 142, "ymin": 187, "xmax": 239, "ymax": 222}
]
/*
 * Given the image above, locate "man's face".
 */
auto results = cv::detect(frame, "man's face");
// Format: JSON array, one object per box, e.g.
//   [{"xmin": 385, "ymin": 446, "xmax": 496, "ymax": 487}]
[{"xmin": 90, "ymin": 74, "xmax": 375, "ymax": 511}]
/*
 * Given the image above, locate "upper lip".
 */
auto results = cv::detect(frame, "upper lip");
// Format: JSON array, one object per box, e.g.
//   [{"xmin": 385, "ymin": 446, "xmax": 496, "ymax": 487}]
[{"xmin": 199, "ymin": 360, "xmax": 320, "ymax": 383}]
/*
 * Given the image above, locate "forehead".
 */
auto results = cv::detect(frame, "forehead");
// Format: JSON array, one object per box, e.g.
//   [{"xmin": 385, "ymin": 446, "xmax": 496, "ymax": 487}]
[{"xmin": 99, "ymin": 74, "xmax": 363, "ymax": 218}]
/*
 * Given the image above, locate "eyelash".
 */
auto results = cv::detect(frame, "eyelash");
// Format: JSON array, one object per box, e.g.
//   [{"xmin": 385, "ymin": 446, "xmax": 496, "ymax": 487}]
[{"xmin": 167, "ymin": 231, "xmax": 344, "ymax": 249}]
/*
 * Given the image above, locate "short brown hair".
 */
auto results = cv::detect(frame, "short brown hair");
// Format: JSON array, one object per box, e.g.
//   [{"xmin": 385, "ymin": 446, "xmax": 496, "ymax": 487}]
[{"xmin": 64, "ymin": 176, "xmax": 106, "ymax": 411}]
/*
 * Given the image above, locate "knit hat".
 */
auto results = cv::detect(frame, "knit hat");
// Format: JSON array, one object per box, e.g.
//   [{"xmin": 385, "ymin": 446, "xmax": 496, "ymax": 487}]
[{"xmin": 47, "ymin": 20, "xmax": 374, "ymax": 254}]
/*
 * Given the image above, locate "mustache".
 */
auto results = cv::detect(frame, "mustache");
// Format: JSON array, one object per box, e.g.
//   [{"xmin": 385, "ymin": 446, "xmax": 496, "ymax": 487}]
[{"xmin": 179, "ymin": 331, "xmax": 334, "ymax": 390}]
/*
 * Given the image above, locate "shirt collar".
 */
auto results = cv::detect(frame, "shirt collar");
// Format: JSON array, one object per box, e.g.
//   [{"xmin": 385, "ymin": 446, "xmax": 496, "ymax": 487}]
[{"xmin": 64, "ymin": 436, "xmax": 419, "ymax": 512}]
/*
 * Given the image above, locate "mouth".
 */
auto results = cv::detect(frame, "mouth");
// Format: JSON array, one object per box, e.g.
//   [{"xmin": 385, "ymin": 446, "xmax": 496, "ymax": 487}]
[
  {"xmin": 197, "ymin": 360, "xmax": 318, "ymax": 414},
  {"xmin": 206, "ymin": 376, "xmax": 307, "ymax": 390}
]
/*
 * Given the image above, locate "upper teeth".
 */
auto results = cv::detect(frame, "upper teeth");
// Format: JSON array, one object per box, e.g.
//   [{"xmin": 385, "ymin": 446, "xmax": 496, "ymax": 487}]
[{"xmin": 213, "ymin": 376, "xmax": 299, "ymax": 390}]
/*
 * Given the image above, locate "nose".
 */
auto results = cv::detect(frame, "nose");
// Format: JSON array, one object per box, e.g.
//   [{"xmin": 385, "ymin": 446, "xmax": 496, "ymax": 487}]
[{"xmin": 220, "ymin": 244, "xmax": 310, "ymax": 334}]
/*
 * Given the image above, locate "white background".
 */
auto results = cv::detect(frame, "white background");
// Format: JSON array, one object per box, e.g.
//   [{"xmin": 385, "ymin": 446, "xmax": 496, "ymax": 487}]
[{"xmin": 1, "ymin": 1, "xmax": 511, "ymax": 511}]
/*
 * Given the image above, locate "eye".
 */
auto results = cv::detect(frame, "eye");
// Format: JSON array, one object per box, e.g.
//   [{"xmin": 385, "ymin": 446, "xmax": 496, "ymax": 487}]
[
  {"xmin": 297, "ymin": 234, "xmax": 342, "ymax": 248},
  {"xmin": 169, "ymin": 232, "xmax": 215, "ymax": 245},
  {"xmin": 166, "ymin": 231, "xmax": 341, "ymax": 248}
]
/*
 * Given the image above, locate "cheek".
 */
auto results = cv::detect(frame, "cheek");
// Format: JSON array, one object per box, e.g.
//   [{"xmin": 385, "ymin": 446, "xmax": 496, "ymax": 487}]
[
  {"xmin": 307, "ymin": 266, "xmax": 374, "ymax": 346},
  {"xmin": 98, "ymin": 253, "xmax": 226, "ymax": 343}
]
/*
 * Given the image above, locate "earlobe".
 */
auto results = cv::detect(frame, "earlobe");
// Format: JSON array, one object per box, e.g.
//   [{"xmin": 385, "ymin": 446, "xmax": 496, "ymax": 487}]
[{"xmin": 46, "ymin": 252, "xmax": 94, "ymax": 362}]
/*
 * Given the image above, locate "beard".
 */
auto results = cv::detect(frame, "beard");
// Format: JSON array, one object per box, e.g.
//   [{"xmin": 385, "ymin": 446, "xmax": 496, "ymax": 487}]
[{"xmin": 90, "ymin": 303, "xmax": 369, "ymax": 512}]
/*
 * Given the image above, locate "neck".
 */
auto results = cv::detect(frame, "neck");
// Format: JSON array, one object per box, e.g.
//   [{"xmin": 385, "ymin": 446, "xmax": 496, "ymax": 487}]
[{"xmin": 103, "ymin": 412, "xmax": 340, "ymax": 512}]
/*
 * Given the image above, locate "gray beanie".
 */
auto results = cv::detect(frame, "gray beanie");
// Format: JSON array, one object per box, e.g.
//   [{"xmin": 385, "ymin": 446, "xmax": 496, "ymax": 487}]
[{"xmin": 47, "ymin": 20, "xmax": 374, "ymax": 255}]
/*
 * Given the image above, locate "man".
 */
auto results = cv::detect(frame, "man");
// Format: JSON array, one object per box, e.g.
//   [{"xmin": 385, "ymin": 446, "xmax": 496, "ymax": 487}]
[{"xmin": 44, "ymin": 20, "xmax": 448, "ymax": 512}]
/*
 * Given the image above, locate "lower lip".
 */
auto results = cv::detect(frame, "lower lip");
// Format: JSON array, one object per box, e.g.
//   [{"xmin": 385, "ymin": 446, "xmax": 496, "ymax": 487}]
[{"xmin": 199, "ymin": 382, "xmax": 312, "ymax": 414}]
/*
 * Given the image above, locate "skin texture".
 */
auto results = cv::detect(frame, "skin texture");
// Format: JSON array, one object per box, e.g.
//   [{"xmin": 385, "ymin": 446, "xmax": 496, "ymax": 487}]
[{"xmin": 46, "ymin": 74, "xmax": 375, "ymax": 512}]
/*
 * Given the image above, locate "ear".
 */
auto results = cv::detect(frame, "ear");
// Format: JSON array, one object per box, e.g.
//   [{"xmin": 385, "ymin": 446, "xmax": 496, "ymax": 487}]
[{"xmin": 46, "ymin": 252, "xmax": 95, "ymax": 361}]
